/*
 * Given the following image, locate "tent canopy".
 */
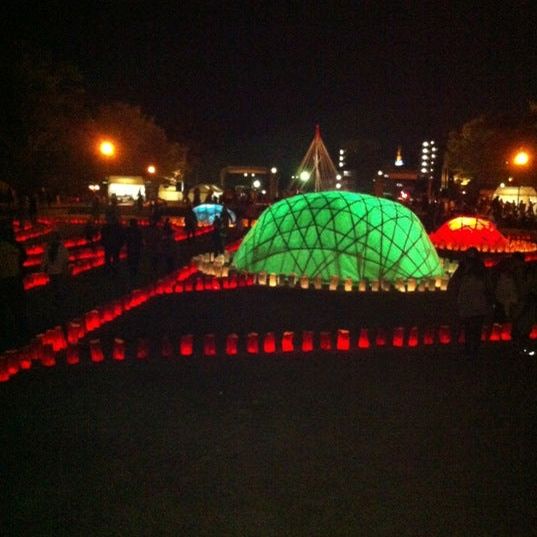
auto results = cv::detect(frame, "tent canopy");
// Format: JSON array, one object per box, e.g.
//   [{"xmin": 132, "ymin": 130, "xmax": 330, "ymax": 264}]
[
  {"xmin": 188, "ymin": 183, "xmax": 223, "ymax": 203},
  {"xmin": 193, "ymin": 204, "xmax": 236, "ymax": 225},
  {"xmin": 493, "ymin": 185, "xmax": 537, "ymax": 205},
  {"xmin": 232, "ymin": 191, "xmax": 444, "ymax": 282},
  {"xmin": 429, "ymin": 216, "xmax": 508, "ymax": 251}
]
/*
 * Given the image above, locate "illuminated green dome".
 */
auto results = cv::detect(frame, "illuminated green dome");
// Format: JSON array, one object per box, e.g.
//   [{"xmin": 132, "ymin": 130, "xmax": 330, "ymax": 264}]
[{"xmin": 232, "ymin": 191, "xmax": 444, "ymax": 282}]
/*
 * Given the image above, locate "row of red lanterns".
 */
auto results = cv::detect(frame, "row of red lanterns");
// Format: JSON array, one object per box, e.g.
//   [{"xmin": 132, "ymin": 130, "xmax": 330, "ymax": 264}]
[
  {"xmin": 23, "ymin": 228, "xmax": 213, "ymax": 291},
  {"xmin": 4, "ymin": 322, "xmax": 536, "ymax": 382}
]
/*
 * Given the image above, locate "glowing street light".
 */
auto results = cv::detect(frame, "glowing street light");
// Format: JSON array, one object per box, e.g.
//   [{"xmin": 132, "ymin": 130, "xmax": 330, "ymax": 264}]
[
  {"xmin": 513, "ymin": 150, "xmax": 530, "ymax": 167},
  {"xmin": 98, "ymin": 140, "xmax": 115, "ymax": 158},
  {"xmin": 270, "ymin": 167, "xmax": 277, "ymax": 174},
  {"xmin": 252, "ymin": 179, "xmax": 261, "ymax": 189},
  {"xmin": 147, "ymin": 165, "xmax": 156, "ymax": 175},
  {"xmin": 299, "ymin": 170, "xmax": 311, "ymax": 182}
]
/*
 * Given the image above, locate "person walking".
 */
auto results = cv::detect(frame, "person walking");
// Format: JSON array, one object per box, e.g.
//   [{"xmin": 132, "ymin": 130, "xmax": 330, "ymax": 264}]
[
  {"xmin": 101, "ymin": 221, "xmax": 124, "ymax": 273},
  {"xmin": 454, "ymin": 253, "xmax": 492, "ymax": 359},
  {"xmin": 212, "ymin": 215, "xmax": 224, "ymax": 257},
  {"xmin": 41, "ymin": 231, "xmax": 69, "ymax": 312},
  {"xmin": 0, "ymin": 220, "xmax": 28, "ymax": 349},
  {"xmin": 184, "ymin": 202, "xmax": 197, "ymax": 240}
]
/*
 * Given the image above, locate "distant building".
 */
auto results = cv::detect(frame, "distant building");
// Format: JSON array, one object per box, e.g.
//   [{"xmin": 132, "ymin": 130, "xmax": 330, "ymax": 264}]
[
  {"xmin": 335, "ymin": 148, "xmax": 356, "ymax": 191},
  {"xmin": 373, "ymin": 147, "xmax": 418, "ymax": 200},
  {"xmin": 418, "ymin": 140, "xmax": 439, "ymax": 197}
]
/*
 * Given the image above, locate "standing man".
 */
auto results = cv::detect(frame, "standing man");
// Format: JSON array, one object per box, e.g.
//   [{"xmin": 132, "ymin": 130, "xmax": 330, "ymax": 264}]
[{"xmin": 0, "ymin": 220, "xmax": 27, "ymax": 348}]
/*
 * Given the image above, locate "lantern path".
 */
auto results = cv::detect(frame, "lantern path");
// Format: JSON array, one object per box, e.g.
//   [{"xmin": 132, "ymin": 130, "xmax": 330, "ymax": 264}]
[{"xmin": 3, "ymin": 266, "xmax": 536, "ymax": 382}]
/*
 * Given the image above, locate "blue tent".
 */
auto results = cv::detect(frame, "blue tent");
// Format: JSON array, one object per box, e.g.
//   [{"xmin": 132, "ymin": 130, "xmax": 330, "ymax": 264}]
[{"xmin": 193, "ymin": 204, "xmax": 236, "ymax": 225}]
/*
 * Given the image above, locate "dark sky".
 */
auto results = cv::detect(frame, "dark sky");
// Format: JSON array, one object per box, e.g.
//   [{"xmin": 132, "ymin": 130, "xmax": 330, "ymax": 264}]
[{"xmin": 6, "ymin": 1, "xmax": 537, "ymax": 177}]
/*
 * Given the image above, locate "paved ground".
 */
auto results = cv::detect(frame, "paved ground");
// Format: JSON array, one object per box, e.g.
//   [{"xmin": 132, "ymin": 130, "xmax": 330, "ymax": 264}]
[
  {"xmin": 3, "ymin": 217, "xmax": 537, "ymax": 536},
  {"xmin": 2, "ymin": 284, "xmax": 537, "ymax": 536}
]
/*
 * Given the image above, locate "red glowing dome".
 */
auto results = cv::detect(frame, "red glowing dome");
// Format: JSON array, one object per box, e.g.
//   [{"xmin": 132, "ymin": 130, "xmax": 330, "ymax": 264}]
[{"xmin": 429, "ymin": 216, "xmax": 510, "ymax": 252}]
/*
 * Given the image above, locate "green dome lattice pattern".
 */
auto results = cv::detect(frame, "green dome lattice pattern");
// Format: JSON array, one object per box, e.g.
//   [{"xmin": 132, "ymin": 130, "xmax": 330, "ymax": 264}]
[{"xmin": 232, "ymin": 191, "xmax": 444, "ymax": 282}]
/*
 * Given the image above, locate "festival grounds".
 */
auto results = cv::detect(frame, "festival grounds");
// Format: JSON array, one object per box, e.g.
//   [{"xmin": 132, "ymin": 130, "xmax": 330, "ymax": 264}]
[{"xmin": 2, "ymin": 233, "xmax": 536, "ymax": 536}]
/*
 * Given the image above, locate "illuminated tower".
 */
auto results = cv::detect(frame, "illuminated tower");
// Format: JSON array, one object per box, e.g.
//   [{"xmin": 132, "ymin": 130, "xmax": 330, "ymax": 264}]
[{"xmin": 395, "ymin": 146, "xmax": 404, "ymax": 167}]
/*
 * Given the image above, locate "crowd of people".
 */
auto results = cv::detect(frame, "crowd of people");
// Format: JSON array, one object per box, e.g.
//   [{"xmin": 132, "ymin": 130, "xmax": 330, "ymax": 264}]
[
  {"xmin": 3, "ymin": 187, "xmax": 537, "ymax": 356},
  {"xmin": 448, "ymin": 248, "xmax": 537, "ymax": 358}
]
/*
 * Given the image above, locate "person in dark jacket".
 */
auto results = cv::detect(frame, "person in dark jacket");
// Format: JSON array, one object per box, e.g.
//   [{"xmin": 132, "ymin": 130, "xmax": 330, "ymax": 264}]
[
  {"xmin": 455, "ymin": 253, "xmax": 492, "ymax": 358},
  {"xmin": 0, "ymin": 220, "xmax": 28, "ymax": 348},
  {"xmin": 101, "ymin": 221, "xmax": 125, "ymax": 273}
]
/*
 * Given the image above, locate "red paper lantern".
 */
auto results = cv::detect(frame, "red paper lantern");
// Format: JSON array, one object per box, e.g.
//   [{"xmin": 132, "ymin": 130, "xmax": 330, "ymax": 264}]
[
  {"xmin": 161, "ymin": 336, "xmax": 173, "ymax": 358},
  {"xmin": 19, "ymin": 348, "xmax": 32, "ymax": 370},
  {"xmin": 246, "ymin": 332, "xmax": 259, "ymax": 354},
  {"xmin": 423, "ymin": 327, "xmax": 435, "ymax": 345},
  {"xmin": 489, "ymin": 323, "xmax": 502, "ymax": 342},
  {"xmin": 180, "ymin": 334, "xmax": 194, "ymax": 356},
  {"xmin": 375, "ymin": 327, "xmax": 387, "ymax": 347},
  {"xmin": 6, "ymin": 350, "xmax": 20, "ymax": 375},
  {"xmin": 530, "ymin": 324, "xmax": 537, "ymax": 340},
  {"xmin": 67, "ymin": 322, "xmax": 81, "ymax": 345},
  {"xmin": 226, "ymin": 333, "xmax": 239, "ymax": 356},
  {"xmin": 136, "ymin": 338, "xmax": 150, "ymax": 360},
  {"xmin": 41, "ymin": 344, "xmax": 56, "ymax": 367},
  {"xmin": 392, "ymin": 327, "xmax": 405, "ymax": 347},
  {"xmin": 320, "ymin": 331, "xmax": 332, "ymax": 351},
  {"xmin": 358, "ymin": 328, "xmax": 371, "ymax": 349},
  {"xmin": 203, "ymin": 334, "xmax": 217, "ymax": 356},
  {"xmin": 438, "ymin": 325, "xmax": 451, "ymax": 345},
  {"xmin": 53, "ymin": 326, "xmax": 67, "ymax": 352},
  {"xmin": 336, "ymin": 329, "xmax": 350, "ymax": 351},
  {"xmin": 407, "ymin": 326, "xmax": 419, "ymax": 347},
  {"xmin": 90, "ymin": 339, "xmax": 104, "ymax": 363},
  {"xmin": 66, "ymin": 344, "xmax": 80, "ymax": 365},
  {"xmin": 113, "ymin": 338, "xmax": 126, "ymax": 361},
  {"xmin": 184, "ymin": 279, "xmax": 194, "ymax": 292},
  {"xmin": 301, "ymin": 331, "xmax": 314, "ymax": 352},
  {"xmin": 0, "ymin": 356, "xmax": 9, "ymax": 382},
  {"xmin": 263, "ymin": 332, "xmax": 276, "ymax": 353},
  {"xmin": 281, "ymin": 331, "xmax": 294, "ymax": 352},
  {"xmin": 501, "ymin": 323, "xmax": 512, "ymax": 341}
]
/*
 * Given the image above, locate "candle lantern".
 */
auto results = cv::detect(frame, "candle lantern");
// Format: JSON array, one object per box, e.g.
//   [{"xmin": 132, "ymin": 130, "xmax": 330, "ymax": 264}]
[
  {"xmin": 90, "ymin": 339, "xmax": 104, "ymax": 362},
  {"xmin": 203, "ymin": 334, "xmax": 217, "ymax": 356},
  {"xmin": 281, "ymin": 331, "xmax": 294, "ymax": 352},
  {"xmin": 301, "ymin": 330, "xmax": 314, "ymax": 352},
  {"xmin": 226, "ymin": 333, "xmax": 239, "ymax": 356},
  {"xmin": 319, "ymin": 331, "xmax": 332, "ymax": 351},
  {"xmin": 180, "ymin": 335, "xmax": 194, "ymax": 356},
  {"xmin": 358, "ymin": 328, "xmax": 370, "ymax": 349},
  {"xmin": 263, "ymin": 332, "xmax": 276, "ymax": 353},
  {"xmin": 336, "ymin": 329, "xmax": 350, "ymax": 351},
  {"xmin": 246, "ymin": 333, "xmax": 259, "ymax": 354}
]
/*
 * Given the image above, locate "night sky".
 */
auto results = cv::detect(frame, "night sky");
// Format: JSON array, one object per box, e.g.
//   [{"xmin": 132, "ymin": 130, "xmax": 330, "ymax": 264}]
[{"xmin": 6, "ymin": 1, "xmax": 537, "ymax": 176}]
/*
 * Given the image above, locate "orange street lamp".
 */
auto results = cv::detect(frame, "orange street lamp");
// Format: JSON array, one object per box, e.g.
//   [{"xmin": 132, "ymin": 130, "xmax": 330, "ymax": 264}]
[
  {"xmin": 98, "ymin": 140, "xmax": 116, "ymax": 158},
  {"xmin": 147, "ymin": 165, "xmax": 156, "ymax": 175},
  {"xmin": 513, "ymin": 149, "xmax": 530, "ymax": 167}
]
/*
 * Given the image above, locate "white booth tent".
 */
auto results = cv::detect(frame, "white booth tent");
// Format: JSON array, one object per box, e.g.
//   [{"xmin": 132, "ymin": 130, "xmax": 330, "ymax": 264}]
[
  {"xmin": 107, "ymin": 176, "xmax": 145, "ymax": 200},
  {"xmin": 493, "ymin": 185, "xmax": 537, "ymax": 205},
  {"xmin": 188, "ymin": 183, "xmax": 223, "ymax": 204}
]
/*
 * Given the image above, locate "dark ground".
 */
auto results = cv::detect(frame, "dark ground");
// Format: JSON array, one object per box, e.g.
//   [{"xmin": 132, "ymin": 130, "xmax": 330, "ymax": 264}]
[
  {"xmin": 2, "ymin": 219, "xmax": 537, "ymax": 536},
  {"xmin": 2, "ymin": 284, "xmax": 537, "ymax": 536}
]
